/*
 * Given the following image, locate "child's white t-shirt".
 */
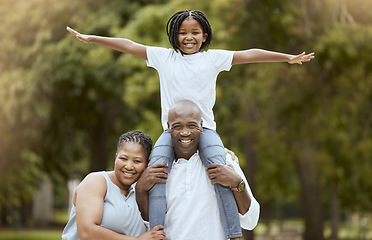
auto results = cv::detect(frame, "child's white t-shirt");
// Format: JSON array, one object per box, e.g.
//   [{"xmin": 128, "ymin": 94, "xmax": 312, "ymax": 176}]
[{"xmin": 146, "ymin": 46, "xmax": 234, "ymax": 130}]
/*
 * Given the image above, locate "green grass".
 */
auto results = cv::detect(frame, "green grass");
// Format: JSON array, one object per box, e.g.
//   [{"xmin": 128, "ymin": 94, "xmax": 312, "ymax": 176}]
[
  {"xmin": 0, "ymin": 217, "xmax": 370, "ymax": 240},
  {"xmin": 0, "ymin": 230, "xmax": 61, "ymax": 240}
]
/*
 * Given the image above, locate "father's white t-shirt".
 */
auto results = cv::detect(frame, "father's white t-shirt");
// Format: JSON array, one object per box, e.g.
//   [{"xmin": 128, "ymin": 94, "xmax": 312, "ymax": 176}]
[{"xmin": 164, "ymin": 152, "xmax": 260, "ymax": 240}]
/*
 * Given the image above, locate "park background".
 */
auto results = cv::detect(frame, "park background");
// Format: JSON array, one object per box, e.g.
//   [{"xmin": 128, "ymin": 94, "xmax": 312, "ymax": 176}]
[{"xmin": 0, "ymin": 0, "xmax": 371, "ymax": 239}]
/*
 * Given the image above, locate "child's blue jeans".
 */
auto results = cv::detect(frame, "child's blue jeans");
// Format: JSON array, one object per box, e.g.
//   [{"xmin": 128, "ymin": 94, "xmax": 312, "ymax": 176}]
[{"xmin": 148, "ymin": 128, "xmax": 242, "ymax": 239}]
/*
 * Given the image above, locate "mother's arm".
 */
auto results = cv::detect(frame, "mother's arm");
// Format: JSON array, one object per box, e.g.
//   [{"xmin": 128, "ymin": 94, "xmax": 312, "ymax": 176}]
[
  {"xmin": 75, "ymin": 173, "xmax": 165, "ymax": 240},
  {"xmin": 75, "ymin": 173, "xmax": 132, "ymax": 240}
]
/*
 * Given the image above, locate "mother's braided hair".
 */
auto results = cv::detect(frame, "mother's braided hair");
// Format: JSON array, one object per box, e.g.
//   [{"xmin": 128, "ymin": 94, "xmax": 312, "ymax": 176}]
[{"xmin": 117, "ymin": 130, "xmax": 153, "ymax": 160}]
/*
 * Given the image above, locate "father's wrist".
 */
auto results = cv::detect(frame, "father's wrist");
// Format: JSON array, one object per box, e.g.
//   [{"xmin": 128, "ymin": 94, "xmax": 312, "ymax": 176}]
[{"xmin": 231, "ymin": 179, "xmax": 246, "ymax": 192}]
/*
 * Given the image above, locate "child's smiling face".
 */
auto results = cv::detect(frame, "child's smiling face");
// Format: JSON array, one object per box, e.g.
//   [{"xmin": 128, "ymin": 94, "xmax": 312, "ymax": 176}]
[{"xmin": 177, "ymin": 17, "xmax": 208, "ymax": 54}]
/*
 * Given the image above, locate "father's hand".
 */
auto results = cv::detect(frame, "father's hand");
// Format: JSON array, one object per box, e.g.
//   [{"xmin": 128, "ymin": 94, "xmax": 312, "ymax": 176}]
[
  {"xmin": 206, "ymin": 163, "xmax": 242, "ymax": 188},
  {"xmin": 136, "ymin": 163, "xmax": 168, "ymax": 193}
]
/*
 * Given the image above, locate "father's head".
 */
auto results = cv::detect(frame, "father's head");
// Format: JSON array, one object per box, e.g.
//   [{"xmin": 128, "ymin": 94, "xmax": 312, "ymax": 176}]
[{"xmin": 167, "ymin": 100, "xmax": 203, "ymax": 160}]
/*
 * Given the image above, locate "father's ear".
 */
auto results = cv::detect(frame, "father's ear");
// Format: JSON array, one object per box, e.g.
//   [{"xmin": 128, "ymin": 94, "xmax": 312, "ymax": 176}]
[
  {"xmin": 167, "ymin": 121, "xmax": 170, "ymax": 130},
  {"xmin": 200, "ymin": 119, "xmax": 203, "ymax": 131}
]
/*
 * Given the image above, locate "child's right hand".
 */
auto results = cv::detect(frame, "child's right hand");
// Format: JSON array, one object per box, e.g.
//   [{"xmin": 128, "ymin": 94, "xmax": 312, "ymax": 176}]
[
  {"xmin": 66, "ymin": 26, "xmax": 92, "ymax": 43},
  {"xmin": 137, "ymin": 225, "xmax": 165, "ymax": 240}
]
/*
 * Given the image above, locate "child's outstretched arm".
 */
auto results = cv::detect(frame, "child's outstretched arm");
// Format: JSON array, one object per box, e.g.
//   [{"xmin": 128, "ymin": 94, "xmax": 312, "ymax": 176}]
[
  {"xmin": 66, "ymin": 26, "xmax": 147, "ymax": 60},
  {"xmin": 232, "ymin": 49, "xmax": 314, "ymax": 65}
]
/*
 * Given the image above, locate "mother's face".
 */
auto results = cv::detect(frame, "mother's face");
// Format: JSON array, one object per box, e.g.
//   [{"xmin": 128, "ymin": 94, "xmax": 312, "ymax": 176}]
[{"xmin": 114, "ymin": 142, "xmax": 147, "ymax": 188}]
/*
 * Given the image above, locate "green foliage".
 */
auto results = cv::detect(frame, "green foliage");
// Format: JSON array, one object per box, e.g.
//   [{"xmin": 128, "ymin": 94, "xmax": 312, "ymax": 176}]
[
  {"xmin": 212, "ymin": 0, "xmax": 372, "ymax": 214},
  {"xmin": 1, "ymin": 0, "xmax": 372, "ymax": 231},
  {"xmin": 0, "ymin": 0, "xmax": 167, "ymax": 210},
  {"xmin": 314, "ymin": 23, "xmax": 372, "ymax": 210},
  {"xmin": 0, "ymin": 230, "xmax": 61, "ymax": 240},
  {"xmin": 0, "ymin": 0, "xmax": 77, "ymax": 208}
]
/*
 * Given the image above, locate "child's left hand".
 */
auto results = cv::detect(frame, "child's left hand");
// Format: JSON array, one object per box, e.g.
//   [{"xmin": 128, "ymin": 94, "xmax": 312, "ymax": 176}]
[{"xmin": 289, "ymin": 52, "xmax": 315, "ymax": 65}]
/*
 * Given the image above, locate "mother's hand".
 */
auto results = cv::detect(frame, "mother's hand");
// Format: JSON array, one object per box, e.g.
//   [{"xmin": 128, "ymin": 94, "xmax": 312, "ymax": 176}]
[{"xmin": 137, "ymin": 225, "xmax": 165, "ymax": 240}]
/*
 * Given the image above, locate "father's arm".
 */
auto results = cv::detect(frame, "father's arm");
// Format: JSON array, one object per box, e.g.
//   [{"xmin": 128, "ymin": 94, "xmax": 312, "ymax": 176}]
[
  {"xmin": 135, "ymin": 163, "xmax": 168, "ymax": 221},
  {"xmin": 206, "ymin": 152, "xmax": 260, "ymax": 230}
]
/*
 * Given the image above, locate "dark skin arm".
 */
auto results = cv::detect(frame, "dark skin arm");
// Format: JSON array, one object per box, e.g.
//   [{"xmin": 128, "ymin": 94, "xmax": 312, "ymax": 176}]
[
  {"xmin": 136, "ymin": 161, "xmax": 251, "ymax": 217},
  {"xmin": 206, "ymin": 163, "xmax": 251, "ymax": 215},
  {"xmin": 135, "ymin": 163, "xmax": 168, "ymax": 221}
]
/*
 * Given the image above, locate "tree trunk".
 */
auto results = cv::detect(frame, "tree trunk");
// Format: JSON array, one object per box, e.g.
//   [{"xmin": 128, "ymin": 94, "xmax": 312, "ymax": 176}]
[
  {"xmin": 295, "ymin": 143, "xmax": 324, "ymax": 240},
  {"xmin": 21, "ymin": 200, "xmax": 33, "ymax": 227},
  {"xmin": 89, "ymin": 100, "xmax": 121, "ymax": 172},
  {"xmin": 329, "ymin": 190, "xmax": 340, "ymax": 240},
  {"xmin": 0, "ymin": 205, "xmax": 9, "ymax": 226},
  {"xmin": 89, "ymin": 122, "xmax": 109, "ymax": 171},
  {"xmin": 299, "ymin": 0, "xmax": 312, "ymax": 37}
]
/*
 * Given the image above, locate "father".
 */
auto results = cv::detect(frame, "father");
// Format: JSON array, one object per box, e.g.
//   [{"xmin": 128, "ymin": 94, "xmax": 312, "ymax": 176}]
[{"xmin": 136, "ymin": 100, "xmax": 260, "ymax": 239}]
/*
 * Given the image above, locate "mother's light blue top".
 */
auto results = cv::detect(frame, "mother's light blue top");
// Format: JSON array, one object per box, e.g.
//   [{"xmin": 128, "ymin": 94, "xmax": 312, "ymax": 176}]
[{"xmin": 62, "ymin": 171, "xmax": 147, "ymax": 239}]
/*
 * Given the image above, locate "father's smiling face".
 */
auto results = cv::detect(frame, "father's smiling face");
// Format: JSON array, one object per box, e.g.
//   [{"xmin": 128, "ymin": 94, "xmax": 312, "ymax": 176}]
[{"xmin": 167, "ymin": 100, "xmax": 203, "ymax": 160}]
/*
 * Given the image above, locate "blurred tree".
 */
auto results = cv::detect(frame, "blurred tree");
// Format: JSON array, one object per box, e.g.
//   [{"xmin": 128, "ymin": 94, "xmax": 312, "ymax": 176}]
[
  {"xmin": 0, "ymin": 0, "xmax": 78, "ymax": 223},
  {"xmin": 314, "ymin": 22, "xmax": 372, "ymax": 239},
  {"xmin": 0, "ymin": 0, "xmax": 167, "ymax": 226},
  {"xmin": 1, "ymin": 0, "xmax": 371, "ymax": 237},
  {"xmin": 34, "ymin": 0, "xmax": 168, "ymax": 176},
  {"xmin": 209, "ymin": 0, "xmax": 313, "ymax": 238},
  {"xmin": 211, "ymin": 1, "xmax": 372, "ymax": 240}
]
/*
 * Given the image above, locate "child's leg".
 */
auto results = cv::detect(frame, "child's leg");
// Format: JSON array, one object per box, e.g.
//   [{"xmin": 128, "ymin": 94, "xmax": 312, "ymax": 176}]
[
  {"xmin": 198, "ymin": 128, "xmax": 242, "ymax": 239},
  {"xmin": 148, "ymin": 130, "xmax": 174, "ymax": 229}
]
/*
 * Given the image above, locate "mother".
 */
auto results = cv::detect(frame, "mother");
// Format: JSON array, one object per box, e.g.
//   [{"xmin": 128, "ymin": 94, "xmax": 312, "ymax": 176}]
[{"xmin": 62, "ymin": 130, "xmax": 165, "ymax": 240}]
